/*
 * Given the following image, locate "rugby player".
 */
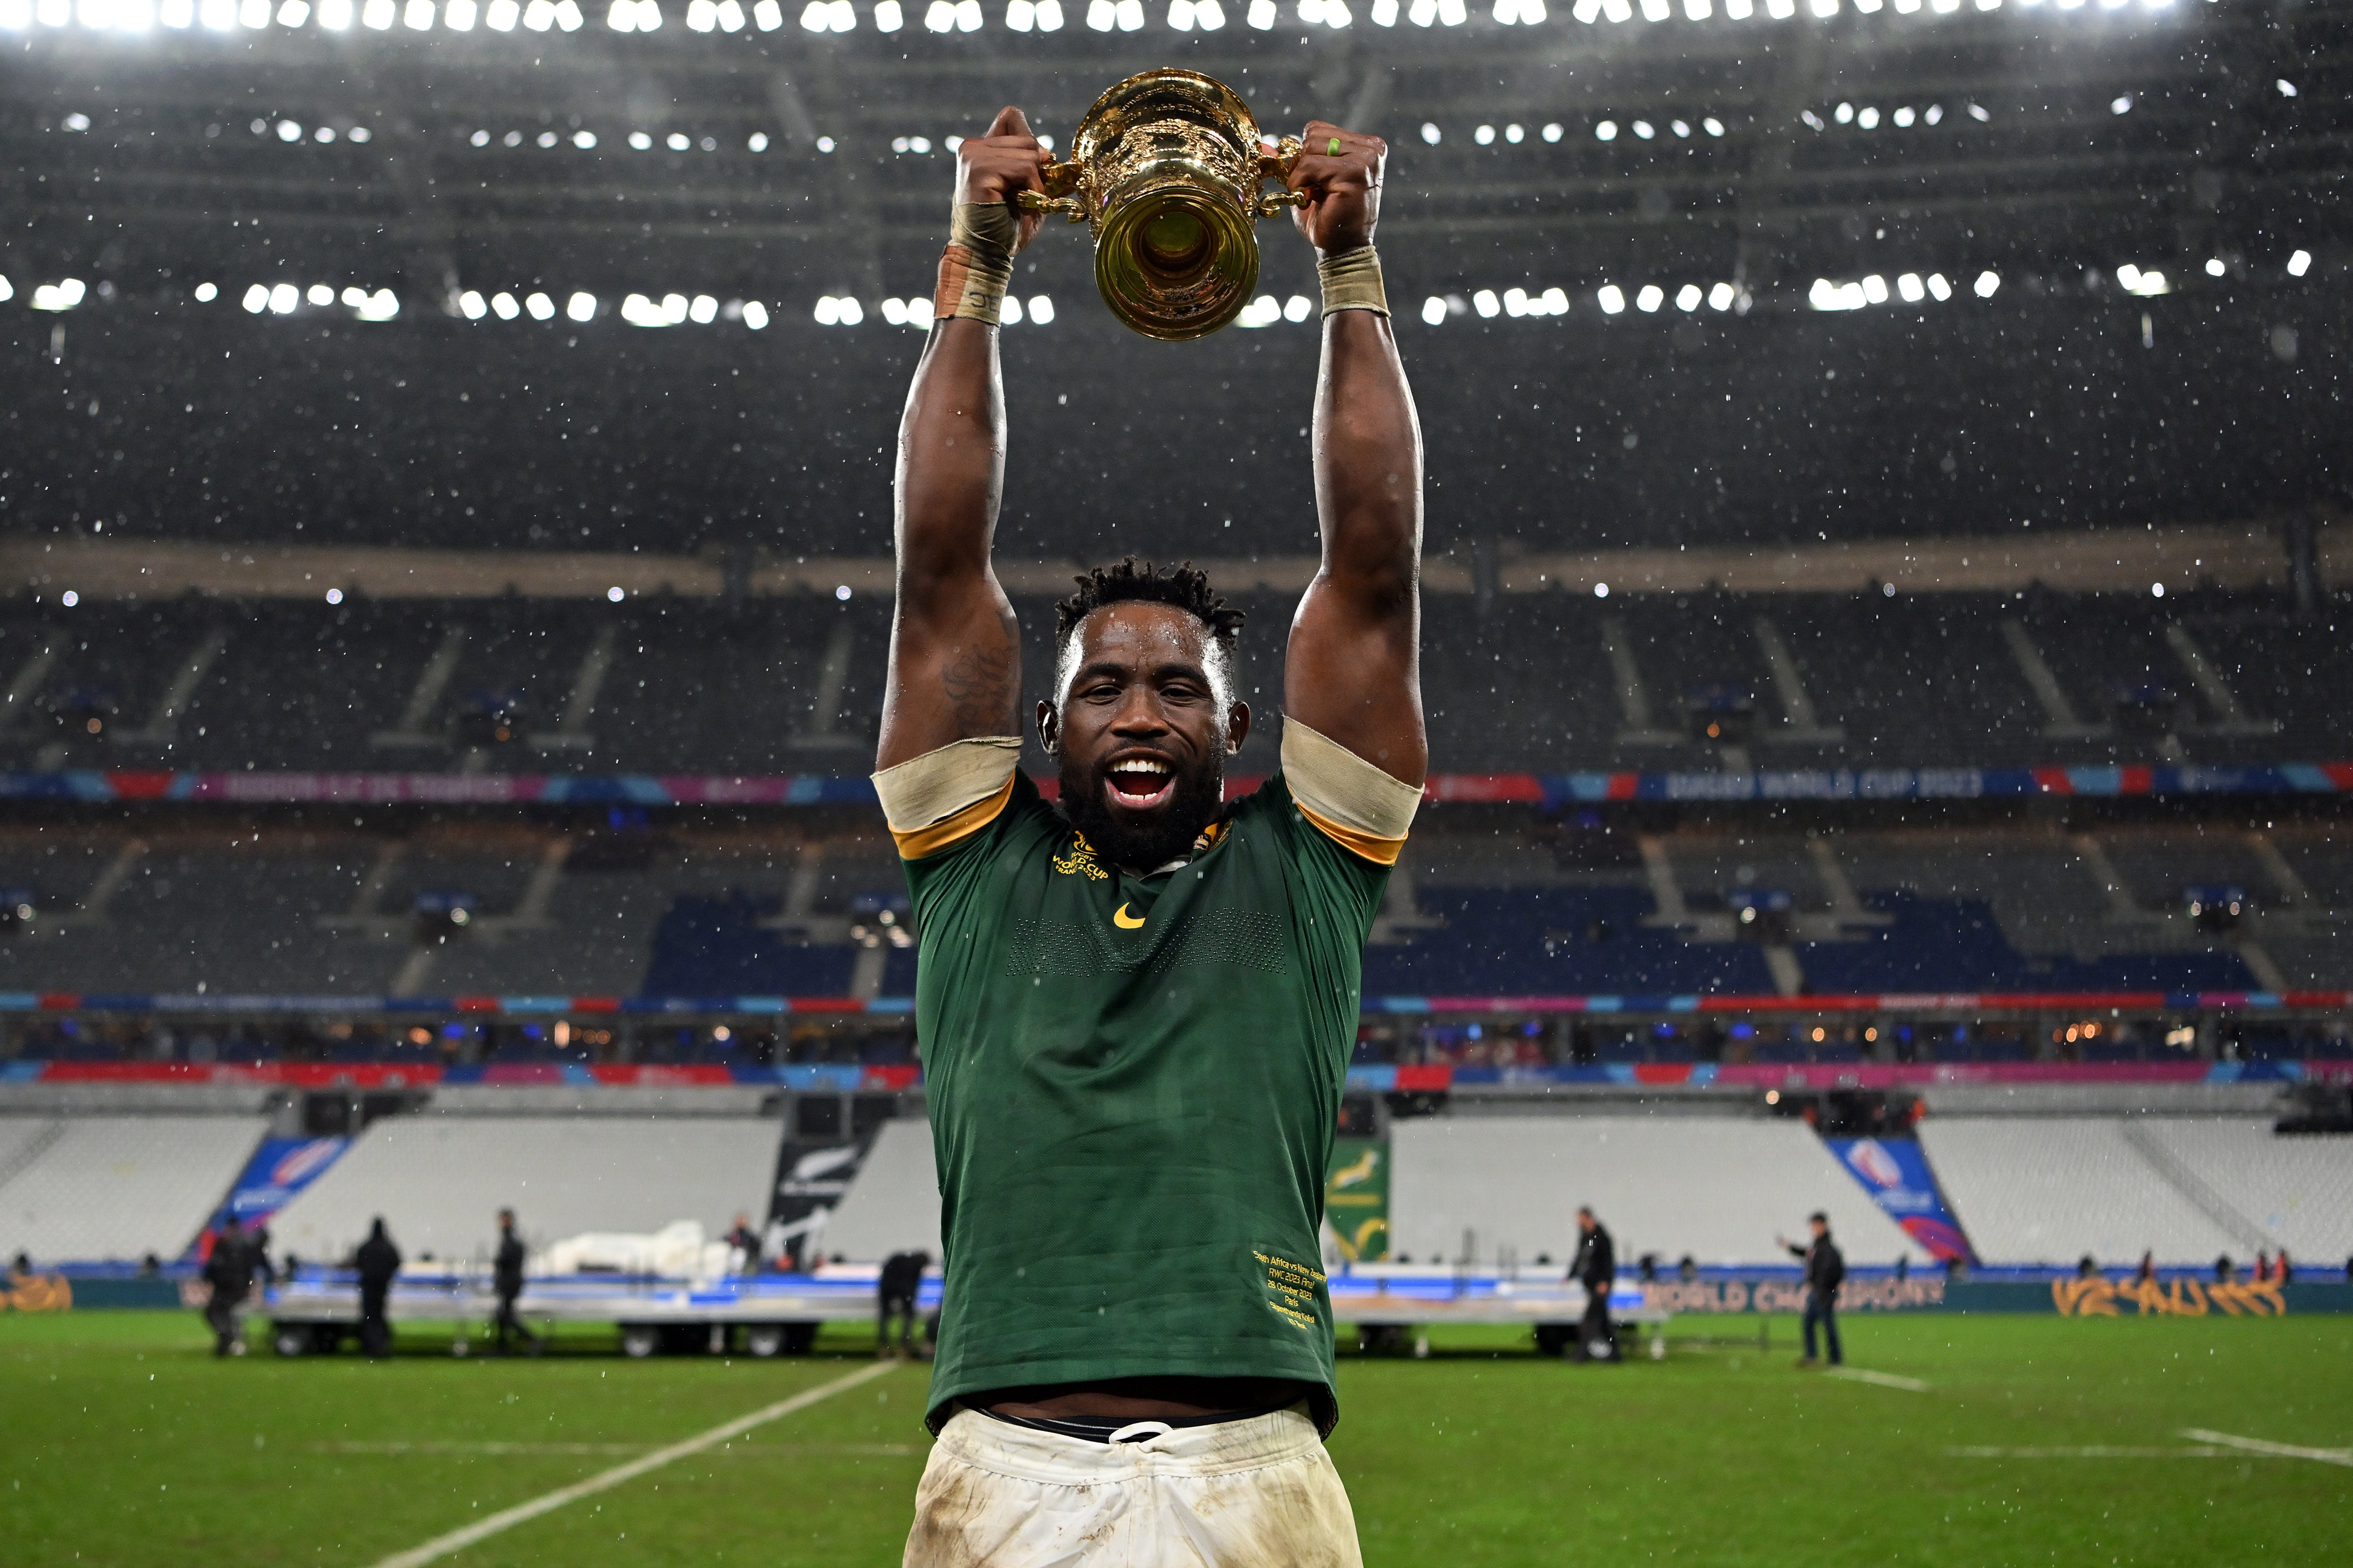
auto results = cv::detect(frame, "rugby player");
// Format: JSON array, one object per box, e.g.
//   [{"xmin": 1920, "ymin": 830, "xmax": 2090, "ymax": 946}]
[{"xmin": 874, "ymin": 104, "xmax": 1423, "ymax": 1566}]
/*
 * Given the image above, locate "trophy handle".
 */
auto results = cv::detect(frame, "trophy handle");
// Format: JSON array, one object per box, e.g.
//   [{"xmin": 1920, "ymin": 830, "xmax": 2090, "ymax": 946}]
[
  {"xmin": 1014, "ymin": 158, "xmax": 1089, "ymax": 221},
  {"xmin": 1254, "ymin": 136, "xmax": 1307, "ymax": 219}
]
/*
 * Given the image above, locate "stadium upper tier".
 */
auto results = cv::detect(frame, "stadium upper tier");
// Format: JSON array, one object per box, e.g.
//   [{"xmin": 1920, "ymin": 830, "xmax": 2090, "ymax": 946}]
[
  {"xmin": 0, "ymin": 586, "xmax": 2345, "ymax": 776},
  {"xmin": 0, "ymin": 809, "xmax": 2342, "ymax": 1036},
  {"xmin": 1, "ymin": 4, "xmax": 2346, "ymax": 556}
]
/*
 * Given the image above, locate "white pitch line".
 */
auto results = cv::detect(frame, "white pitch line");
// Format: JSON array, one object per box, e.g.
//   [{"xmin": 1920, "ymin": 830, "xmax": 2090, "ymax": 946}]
[
  {"xmin": 2181, "ymin": 1428, "xmax": 2353, "ymax": 1468},
  {"xmin": 365, "ymin": 1359, "xmax": 899, "ymax": 1568},
  {"xmin": 1824, "ymin": 1366, "xmax": 1930, "ymax": 1393},
  {"xmin": 1948, "ymin": 1445, "xmax": 2235, "ymax": 1460}
]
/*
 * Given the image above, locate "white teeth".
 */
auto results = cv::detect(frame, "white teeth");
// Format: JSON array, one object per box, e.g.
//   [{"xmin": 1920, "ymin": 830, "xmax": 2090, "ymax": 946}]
[{"xmin": 1113, "ymin": 759, "xmax": 1170, "ymax": 776}]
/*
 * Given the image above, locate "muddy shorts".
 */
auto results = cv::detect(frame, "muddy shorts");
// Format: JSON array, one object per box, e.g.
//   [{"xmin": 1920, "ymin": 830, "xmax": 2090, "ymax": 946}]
[{"xmin": 902, "ymin": 1403, "xmax": 1362, "ymax": 1567}]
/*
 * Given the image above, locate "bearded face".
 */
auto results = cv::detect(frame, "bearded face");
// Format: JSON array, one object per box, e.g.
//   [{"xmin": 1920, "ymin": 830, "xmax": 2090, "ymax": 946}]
[{"xmin": 1039, "ymin": 602, "xmax": 1248, "ymax": 875}]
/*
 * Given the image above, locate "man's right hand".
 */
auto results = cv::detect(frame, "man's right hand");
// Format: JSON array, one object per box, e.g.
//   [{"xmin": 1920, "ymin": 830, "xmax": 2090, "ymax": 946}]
[{"xmin": 956, "ymin": 105, "xmax": 1051, "ymax": 254}]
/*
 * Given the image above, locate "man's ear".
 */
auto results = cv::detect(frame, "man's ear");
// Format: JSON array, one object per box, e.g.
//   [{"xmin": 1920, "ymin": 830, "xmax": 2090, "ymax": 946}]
[
  {"xmin": 1225, "ymin": 702, "xmax": 1251, "ymax": 756},
  {"xmin": 1036, "ymin": 699, "xmax": 1059, "ymax": 755}
]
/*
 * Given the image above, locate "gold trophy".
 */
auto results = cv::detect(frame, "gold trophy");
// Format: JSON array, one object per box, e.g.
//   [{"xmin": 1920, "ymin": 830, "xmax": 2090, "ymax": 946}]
[{"xmin": 1017, "ymin": 68, "xmax": 1305, "ymax": 341}]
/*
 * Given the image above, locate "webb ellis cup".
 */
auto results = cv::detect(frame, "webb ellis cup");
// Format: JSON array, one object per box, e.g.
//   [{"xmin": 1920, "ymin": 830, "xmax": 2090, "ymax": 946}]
[{"xmin": 1016, "ymin": 67, "xmax": 1307, "ymax": 340}]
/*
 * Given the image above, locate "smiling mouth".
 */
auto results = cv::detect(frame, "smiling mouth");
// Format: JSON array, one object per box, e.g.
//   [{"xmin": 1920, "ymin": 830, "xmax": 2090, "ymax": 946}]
[{"xmin": 1104, "ymin": 756, "xmax": 1178, "ymax": 811}]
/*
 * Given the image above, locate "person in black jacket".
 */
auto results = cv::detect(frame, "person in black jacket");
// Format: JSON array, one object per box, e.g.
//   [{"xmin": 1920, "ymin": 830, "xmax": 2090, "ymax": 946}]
[
  {"xmin": 1779, "ymin": 1212, "xmax": 1845, "ymax": 1367},
  {"xmin": 201, "ymin": 1215, "xmax": 262, "ymax": 1357},
  {"xmin": 353, "ymin": 1217, "xmax": 402, "ymax": 1359},
  {"xmin": 491, "ymin": 1209, "xmax": 541, "ymax": 1356},
  {"xmin": 1570, "ymin": 1207, "xmax": 1617, "ymax": 1363},
  {"xmin": 876, "ymin": 1249, "xmax": 929, "ymax": 1358}
]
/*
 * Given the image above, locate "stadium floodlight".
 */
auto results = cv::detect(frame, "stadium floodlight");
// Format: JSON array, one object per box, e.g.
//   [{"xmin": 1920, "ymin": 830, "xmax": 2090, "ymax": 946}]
[
  {"xmin": 1472, "ymin": 288, "xmax": 1500, "ymax": 318},
  {"xmin": 484, "ymin": 0, "xmax": 514, "ymax": 19},
  {"xmin": 718, "ymin": 0, "xmax": 743, "ymax": 25},
  {"xmin": 1421, "ymin": 295, "xmax": 1447, "ymax": 325},
  {"xmin": 242, "ymin": 284, "xmax": 268, "ymax": 312},
  {"xmin": 608, "ymin": 0, "xmax": 635, "ymax": 21},
  {"xmin": 31, "ymin": 278, "xmax": 86, "ymax": 310},
  {"xmin": 690, "ymin": 0, "xmax": 711, "ymax": 19},
  {"xmin": 1708, "ymin": 281, "xmax": 1735, "ymax": 310},
  {"xmin": 459, "ymin": 289, "xmax": 488, "ymax": 318},
  {"xmin": 1029, "ymin": 294, "xmax": 1055, "ymax": 322},
  {"xmin": 160, "ymin": 0, "xmax": 193, "ymax": 20},
  {"xmin": 1595, "ymin": 120, "xmax": 1616, "ymax": 141},
  {"xmin": 1596, "ymin": 284, "xmax": 1624, "ymax": 314},
  {"xmin": 573, "ymin": 130, "xmax": 596, "ymax": 148},
  {"xmin": 1032, "ymin": 0, "xmax": 1058, "ymax": 22},
  {"xmin": 668, "ymin": 131, "xmax": 689, "ymax": 149},
  {"xmin": 660, "ymin": 292, "xmax": 690, "ymax": 324},
  {"xmin": 117, "ymin": 0, "xmax": 159, "ymax": 23},
  {"xmin": 1723, "ymin": 0, "xmax": 1747, "ymax": 14},
  {"xmin": 403, "ymin": 0, "xmax": 430, "ymax": 23},
  {"xmin": 1926, "ymin": 272, "xmax": 1951, "ymax": 300},
  {"xmin": 33, "ymin": 0, "xmax": 63, "ymax": 18},
  {"xmin": 1368, "ymin": 0, "xmax": 1390, "ymax": 19},
  {"xmin": 1247, "ymin": 0, "xmax": 1273, "ymax": 19},
  {"xmin": 1861, "ymin": 274, "xmax": 1889, "ymax": 304},
  {"xmin": 1675, "ymin": 284, "xmax": 1702, "ymax": 311},
  {"xmin": 608, "ymin": 586, "xmax": 626, "ymax": 601},
  {"xmin": 1641, "ymin": 0, "xmax": 1666, "ymax": 16},
  {"xmin": 277, "ymin": 119, "xmax": 301, "ymax": 141},
  {"xmin": 954, "ymin": 0, "xmax": 978, "ymax": 22},
  {"xmin": 491, "ymin": 291, "xmax": 520, "ymax": 318},
  {"xmin": 1324, "ymin": 0, "xmax": 1352, "ymax": 22},
  {"xmin": 269, "ymin": 282, "xmax": 300, "ymax": 314},
  {"xmin": 1593, "ymin": 581, "xmax": 1609, "ymax": 597},
  {"xmin": 1683, "ymin": 0, "xmax": 1707, "ymax": 14},
  {"xmin": 446, "ymin": 0, "xmax": 474, "ymax": 19},
  {"xmin": 1167, "ymin": 0, "xmax": 1189, "ymax": 21},
  {"xmin": 874, "ymin": 0, "xmax": 901, "ymax": 20},
  {"xmin": 194, "ymin": 281, "xmax": 217, "ymax": 301},
  {"xmin": 523, "ymin": 0, "xmax": 553, "ymax": 22},
  {"xmin": 752, "ymin": 0, "xmax": 777, "ymax": 20},
  {"xmin": 362, "ymin": 0, "xmax": 393, "ymax": 21},
  {"xmin": 1635, "ymin": 284, "xmax": 1663, "ymax": 312},
  {"xmin": 1897, "ymin": 272, "xmax": 1925, "ymax": 302},
  {"xmin": 1407, "ymin": 0, "xmax": 1433, "ymax": 17},
  {"xmin": 2204, "ymin": 257, "xmax": 2225, "ymax": 277},
  {"xmin": 1973, "ymin": 269, "xmax": 2000, "ymax": 298},
  {"xmin": 1501, "ymin": 286, "xmax": 1527, "ymax": 317},
  {"xmin": 623, "ymin": 292, "xmax": 668, "ymax": 325},
  {"xmin": 557, "ymin": 0, "xmax": 583, "ymax": 21},
  {"xmin": 906, "ymin": 296, "xmax": 933, "ymax": 326},
  {"xmin": 306, "ymin": 283, "xmax": 334, "ymax": 306},
  {"xmin": 1474, "ymin": 124, "xmax": 1493, "ymax": 145},
  {"xmin": 1633, "ymin": 120, "xmax": 1653, "ymax": 139},
  {"xmin": 1234, "ymin": 295, "xmax": 1276, "ymax": 327},
  {"xmin": 922, "ymin": 0, "xmax": 948, "ymax": 23},
  {"xmin": 688, "ymin": 293, "xmax": 718, "ymax": 323},
  {"xmin": 315, "ymin": 0, "xmax": 349, "ymax": 17},
  {"xmin": 881, "ymin": 296, "xmax": 909, "ymax": 325},
  {"xmin": 1542, "ymin": 122, "xmax": 1562, "ymax": 142},
  {"xmin": 1001, "ymin": 295, "xmax": 1025, "ymax": 325},
  {"xmin": 2286, "ymin": 248, "xmax": 2311, "ymax": 277},
  {"xmin": 1439, "ymin": 0, "xmax": 1466, "ymax": 19},
  {"xmin": 742, "ymin": 299, "xmax": 769, "ymax": 328},
  {"xmin": 2, "ymin": 0, "xmax": 33, "ymax": 21},
  {"xmin": 1005, "ymin": 0, "xmax": 1030, "ymax": 21},
  {"xmin": 1083, "ymin": 0, "xmax": 1107, "ymax": 22},
  {"xmin": 340, "ymin": 285, "xmax": 366, "ymax": 304},
  {"xmin": 1764, "ymin": 0, "xmax": 1790, "ymax": 15}
]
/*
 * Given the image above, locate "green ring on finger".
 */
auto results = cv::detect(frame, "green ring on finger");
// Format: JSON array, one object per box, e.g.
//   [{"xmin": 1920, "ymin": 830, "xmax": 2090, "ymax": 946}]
[{"xmin": 1327, "ymin": 137, "xmax": 1343, "ymax": 156}]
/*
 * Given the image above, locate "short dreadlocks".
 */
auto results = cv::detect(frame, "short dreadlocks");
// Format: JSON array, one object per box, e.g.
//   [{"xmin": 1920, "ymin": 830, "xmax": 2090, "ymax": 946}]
[{"xmin": 1051, "ymin": 558, "xmax": 1247, "ymax": 709}]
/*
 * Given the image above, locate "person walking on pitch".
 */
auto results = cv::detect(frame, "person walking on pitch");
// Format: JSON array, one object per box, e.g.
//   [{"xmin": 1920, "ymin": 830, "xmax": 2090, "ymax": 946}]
[{"xmin": 1780, "ymin": 1212, "xmax": 1846, "ymax": 1367}]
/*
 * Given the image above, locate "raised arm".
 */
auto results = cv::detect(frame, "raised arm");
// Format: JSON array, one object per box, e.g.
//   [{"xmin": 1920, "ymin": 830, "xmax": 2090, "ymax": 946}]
[
  {"xmin": 1279, "ymin": 121, "xmax": 1428, "ymax": 788},
  {"xmin": 876, "ymin": 108, "xmax": 1049, "ymax": 772}
]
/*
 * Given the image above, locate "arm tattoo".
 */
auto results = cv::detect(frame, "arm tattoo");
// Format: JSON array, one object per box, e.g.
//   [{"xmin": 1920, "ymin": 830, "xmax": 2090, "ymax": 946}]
[{"xmin": 943, "ymin": 645, "xmax": 1014, "ymax": 734}]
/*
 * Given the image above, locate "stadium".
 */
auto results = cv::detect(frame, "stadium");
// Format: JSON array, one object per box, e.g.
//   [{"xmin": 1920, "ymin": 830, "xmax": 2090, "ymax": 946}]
[{"xmin": 1, "ymin": 0, "xmax": 2349, "ymax": 1561}]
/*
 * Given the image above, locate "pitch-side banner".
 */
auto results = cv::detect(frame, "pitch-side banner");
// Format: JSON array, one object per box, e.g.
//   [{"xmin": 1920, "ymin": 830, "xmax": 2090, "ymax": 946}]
[
  {"xmin": 191, "ymin": 1135, "xmax": 350, "ymax": 1261},
  {"xmin": 1823, "ymin": 1136, "xmax": 1975, "ymax": 1264}
]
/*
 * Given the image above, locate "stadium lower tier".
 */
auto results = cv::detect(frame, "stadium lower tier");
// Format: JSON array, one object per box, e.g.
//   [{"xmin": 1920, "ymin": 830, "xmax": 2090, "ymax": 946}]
[{"xmin": 4, "ymin": 1100, "xmax": 2346, "ymax": 1279}]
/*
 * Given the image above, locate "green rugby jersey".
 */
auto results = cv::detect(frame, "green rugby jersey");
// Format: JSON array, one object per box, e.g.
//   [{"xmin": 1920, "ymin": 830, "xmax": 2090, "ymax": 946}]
[{"xmin": 901, "ymin": 768, "xmax": 1388, "ymax": 1434}]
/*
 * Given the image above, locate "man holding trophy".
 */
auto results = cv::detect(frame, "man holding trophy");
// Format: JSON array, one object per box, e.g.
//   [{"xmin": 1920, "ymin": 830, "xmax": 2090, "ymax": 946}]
[{"xmin": 874, "ymin": 72, "xmax": 1423, "ymax": 1565}]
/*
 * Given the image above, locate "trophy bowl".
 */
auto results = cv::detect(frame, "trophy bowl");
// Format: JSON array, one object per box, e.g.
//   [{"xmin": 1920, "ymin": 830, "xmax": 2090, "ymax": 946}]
[{"xmin": 1018, "ymin": 68, "xmax": 1303, "ymax": 341}]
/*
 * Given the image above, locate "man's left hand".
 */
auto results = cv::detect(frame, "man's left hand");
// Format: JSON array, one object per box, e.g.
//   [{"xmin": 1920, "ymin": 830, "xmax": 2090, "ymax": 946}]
[{"xmin": 1284, "ymin": 120, "xmax": 1385, "ymax": 254}]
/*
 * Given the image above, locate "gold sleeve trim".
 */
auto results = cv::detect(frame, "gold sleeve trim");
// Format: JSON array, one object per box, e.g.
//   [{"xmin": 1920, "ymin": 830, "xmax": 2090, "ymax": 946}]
[
  {"xmin": 890, "ymin": 773, "xmax": 1018, "ymax": 859},
  {"xmin": 873, "ymin": 735, "xmax": 1023, "ymax": 859},
  {"xmin": 1282, "ymin": 717, "xmax": 1422, "ymax": 866},
  {"xmin": 1294, "ymin": 798, "xmax": 1408, "ymax": 866}
]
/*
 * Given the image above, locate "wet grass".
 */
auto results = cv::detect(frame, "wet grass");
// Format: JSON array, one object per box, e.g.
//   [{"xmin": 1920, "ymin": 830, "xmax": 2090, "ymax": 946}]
[{"xmin": 3, "ymin": 1310, "xmax": 2346, "ymax": 1566}]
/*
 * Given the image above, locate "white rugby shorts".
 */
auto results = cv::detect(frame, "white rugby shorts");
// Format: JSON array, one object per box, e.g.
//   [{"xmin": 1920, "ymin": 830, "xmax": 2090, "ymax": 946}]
[{"xmin": 902, "ymin": 1404, "xmax": 1362, "ymax": 1568}]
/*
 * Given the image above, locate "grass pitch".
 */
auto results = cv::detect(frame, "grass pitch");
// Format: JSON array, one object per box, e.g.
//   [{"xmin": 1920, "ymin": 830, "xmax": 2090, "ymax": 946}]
[{"xmin": 3, "ymin": 1310, "xmax": 2346, "ymax": 1566}]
